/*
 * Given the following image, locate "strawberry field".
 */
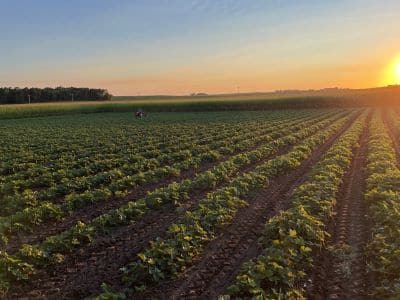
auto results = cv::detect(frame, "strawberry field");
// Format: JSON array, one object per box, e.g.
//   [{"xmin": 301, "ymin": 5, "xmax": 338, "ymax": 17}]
[{"xmin": 1, "ymin": 109, "xmax": 400, "ymax": 299}]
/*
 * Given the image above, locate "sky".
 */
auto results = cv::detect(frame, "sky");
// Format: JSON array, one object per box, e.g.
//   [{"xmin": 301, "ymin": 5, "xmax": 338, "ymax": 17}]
[{"xmin": 1, "ymin": 0, "xmax": 400, "ymax": 95}]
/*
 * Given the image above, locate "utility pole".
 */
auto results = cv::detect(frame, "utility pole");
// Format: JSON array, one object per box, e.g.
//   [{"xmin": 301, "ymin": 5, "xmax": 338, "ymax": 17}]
[
  {"xmin": 28, "ymin": 94, "xmax": 31, "ymax": 104},
  {"xmin": 71, "ymin": 93, "xmax": 74, "ymax": 102}
]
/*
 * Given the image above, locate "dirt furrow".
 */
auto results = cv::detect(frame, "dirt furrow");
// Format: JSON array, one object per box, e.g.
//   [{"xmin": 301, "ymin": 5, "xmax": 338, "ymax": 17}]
[
  {"xmin": 308, "ymin": 113, "xmax": 370, "ymax": 300},
  {"xmin": 136, "ymin": 113, "xmax": 361, "ymax": 300}
]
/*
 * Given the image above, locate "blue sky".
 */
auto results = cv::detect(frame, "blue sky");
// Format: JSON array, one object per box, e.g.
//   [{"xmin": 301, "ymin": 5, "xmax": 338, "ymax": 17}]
[{"xmin": 1, "ymin": 0, "xmax": 400, "ymax": 95}]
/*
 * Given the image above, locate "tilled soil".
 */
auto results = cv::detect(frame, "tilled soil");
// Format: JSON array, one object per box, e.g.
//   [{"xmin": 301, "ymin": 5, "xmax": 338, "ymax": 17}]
[
  {"xmin": 5, "ymin": 112, "xmax": 340, "ymax": 254},
  {"xmin": 308, "ymin": 112, "xmax": 371, "ymax": 300},
  {"xmin": 9, "ymin": 134, "xmax": 305, "ymax": 299},
  {"xmin": 5, "ymin": 161, "xmax": 216, "ymax": 253},
  {"xmin": 9, "ymin": 112, "xmax": 358, "ymax": 300},
  {"xmin": 134, "ymin": 113, "xmax": 360, "ymax": 300},
  {"xmin": 5, "ymin": 115, "xmax": 323, "ymax": 253}
]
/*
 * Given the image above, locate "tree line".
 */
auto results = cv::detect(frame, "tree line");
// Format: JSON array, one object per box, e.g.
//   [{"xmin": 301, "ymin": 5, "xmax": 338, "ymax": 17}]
[{"xmin": 0, "ymin": 87, "xmax": 112, "ymax": 104}]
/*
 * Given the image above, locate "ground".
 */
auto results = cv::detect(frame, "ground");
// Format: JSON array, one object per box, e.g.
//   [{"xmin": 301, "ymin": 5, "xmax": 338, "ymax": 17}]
[{"xmin": 0, "ymin": 108, "xmax": 399, "ymax": 299}]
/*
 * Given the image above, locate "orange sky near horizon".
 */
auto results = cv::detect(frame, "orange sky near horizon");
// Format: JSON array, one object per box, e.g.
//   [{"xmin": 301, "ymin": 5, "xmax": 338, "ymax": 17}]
[
  {"xmin": 94, "ymin": 50, "xmax": 400, "ymax": 95},
  {"xmin": 5, "ymin": 49, "xmax": 399, "ymax": 96}
]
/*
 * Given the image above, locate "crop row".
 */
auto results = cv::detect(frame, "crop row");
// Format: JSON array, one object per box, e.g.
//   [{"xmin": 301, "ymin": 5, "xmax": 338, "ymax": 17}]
[
  {"xmin": 3, "ymin": 110, "xmax": 323, "ymax": 194},
  {"xmin": 0, "ymin": 112, "xmax": 353, "ymax": 295},
  {"xmin": 227, "ymin": 112, "xmax": 366, "ymax": 299},
  {"xmin": 0, "ymin": 112, "xmax": 290, "ymax": 191},
  {"xmin": 2, "ymin": 114, "xmax": 285, "ymax": 206},
  {"xmin": 19, "ymin": 110, "xmax": 348, "ymax": 258},
  {"xmin": 0, "ymin": 116, "xmax": 272, "ymax": 179},
  {"xmin": 0, "ymin": 110, "xmax": 323, "ymax": 216},
  {"xmin": 10, "ymin": 111, "xmax": 345, "ymax": 251},
  {"xmin": 0, "ymin": 111, "xmax": 344, "ymax": 245},
  {"xmin": 94, "ymin": 111, "xmax": 355, "ymax": 297},
  {"xmin": 363, "ymin": 113, "xmax": 400, "ymax": 298},
  {"xmin": 0, "ymin": 111, "xmax": 297, "ymax": 173},
  {"xmin": 0, "ymin": 117, "xmax": 293, "ymax": 220}
]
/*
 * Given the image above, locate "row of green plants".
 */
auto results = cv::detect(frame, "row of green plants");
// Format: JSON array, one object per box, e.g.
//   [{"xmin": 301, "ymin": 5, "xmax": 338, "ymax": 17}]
[
  {"xmin": 1, "ymin": 111, "xmax": 340, "ymax": 209},
  {"xmin": 0, "ymin": 111, "xmax": 342, "ymax": 245},
  {"xmin": 0, "ymin": 126, "xmax": 250, "ymax": 213},
  {"xmin": 0, "ymin": 111, "xmax": 295, "ymax": 174},
  {"xmin": 13, "ymin": 111, "xmax": 343, "ymax": 252},
  {"xmin": 3, "ymin": 113, "xmax": 297, "ymax": 211},
  {"xmin": 0, "ymin": 112, "xmax": 353, "ymax": 295},
  {"xmin": 0, "ymin": 117, "xmax": 268, "ymax": 180},
  {"xmin": 1, "ymin": 118, "xmax": 284, "ymax": 214},
  {"xmin": 0, "ymin": 110, "xmax": 321, "ymax": 212},
  {"xmin": 363, "ymin": 113, "xmax": 400, "ymax": 298},
  {"xmin": 227, "ymin": 112, "xmax": 366, "ymax": 299},
  {"xmin": 17, "ymin": 110, "xmax": 347, "ymax": 259},
  {"xmin": 0, "ymin": 113, "xmax": 282, "ymax": 194},
  {"xmin": 93, "ymin": 112, "xmax": 355, "ymax": 297}
]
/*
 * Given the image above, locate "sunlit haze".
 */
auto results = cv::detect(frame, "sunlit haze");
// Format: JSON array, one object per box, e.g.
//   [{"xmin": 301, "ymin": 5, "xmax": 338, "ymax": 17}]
[
  {"xmin": 1, "ymin": 0, "xmax": 400, "ymax": 95},
  {"xmin": 396, "ymin": 60, "xmax": 400, "ymax": 84}
]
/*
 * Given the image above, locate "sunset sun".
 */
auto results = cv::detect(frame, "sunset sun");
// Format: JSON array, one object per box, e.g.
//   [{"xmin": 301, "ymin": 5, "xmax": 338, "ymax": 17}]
[{"xmin": 382, "ymin": 56, "xmax": 400, "ymax": 86}]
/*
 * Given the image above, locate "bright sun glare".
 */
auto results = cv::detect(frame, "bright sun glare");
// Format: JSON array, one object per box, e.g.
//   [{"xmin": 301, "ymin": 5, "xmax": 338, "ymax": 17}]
[
  {"xmin": 396, "ymin": 62, "xmax": 400, "ymax": 83},
  {"xmin": 383, "ymin": 57, "xmax": 400, "ymax": 86}
]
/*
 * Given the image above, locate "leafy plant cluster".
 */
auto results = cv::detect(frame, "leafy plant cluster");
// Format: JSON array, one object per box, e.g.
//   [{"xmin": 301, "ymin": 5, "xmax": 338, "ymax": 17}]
[
  {"xmin": 364, "ymin": 113, "xmax": 400, "ymax": 298},
  {"xmin": 0, "ymin": 110, "xmax": 342, "ymax": 292},
  {"xmin": 226, "ymin": 113, "xmax": 366, "ymax": 299},
  {"xmin": 0, "ymin": 117, "xmax": 270, "ymax": 211},
  {"xmin": 0, "ymin": 251, "xmax": 35, "ymax": 297},
  {"xmin": 0, "ymin": 111, "xmax": 330, "ymax": 244},
  {"xmin": 3, "ymin": 110, "xmax": 314, "ymax": 206},
  {"xmin": 4, "ymin": 110, "xmax": 346, "ymax": 277},
  {"xmin": 102, "ymin": 113, "xmax": 353, "ymax": 296}
]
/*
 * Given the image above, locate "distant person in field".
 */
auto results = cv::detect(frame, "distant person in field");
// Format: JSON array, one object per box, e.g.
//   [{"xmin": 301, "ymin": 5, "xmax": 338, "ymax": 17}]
[{"xmin": 135, "ymin": 109, "xmax": 147, "ymax": 119}]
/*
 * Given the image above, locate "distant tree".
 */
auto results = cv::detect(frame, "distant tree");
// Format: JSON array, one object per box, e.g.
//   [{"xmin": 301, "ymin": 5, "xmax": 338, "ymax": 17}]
[{"xmin": 0, "ymin": 87, "xmax": 112, "ymax": 104}]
